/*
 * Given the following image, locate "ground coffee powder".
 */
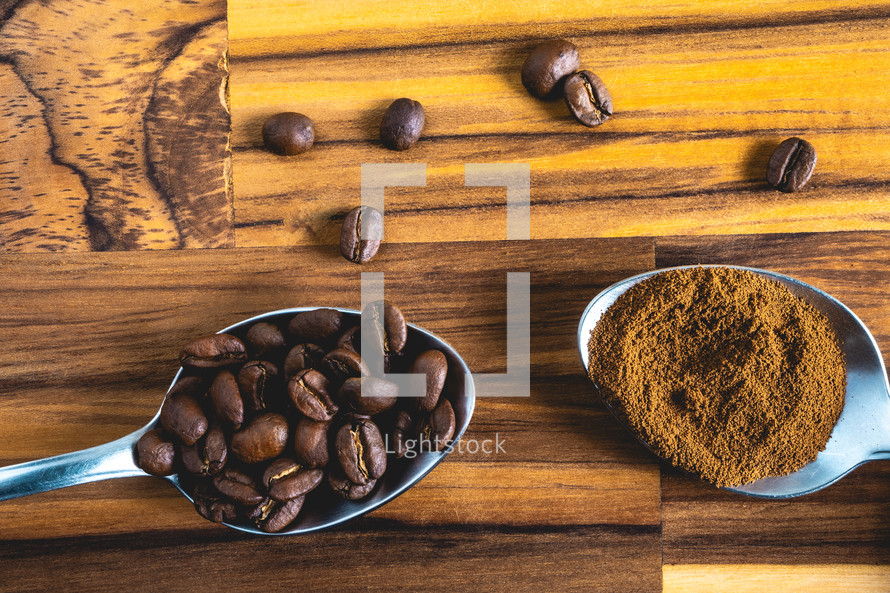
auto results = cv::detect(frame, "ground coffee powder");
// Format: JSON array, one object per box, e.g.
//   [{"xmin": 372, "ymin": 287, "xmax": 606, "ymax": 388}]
[{"xmin": 587, "ymin": 267, "xmax": 846, "ymax": 487}]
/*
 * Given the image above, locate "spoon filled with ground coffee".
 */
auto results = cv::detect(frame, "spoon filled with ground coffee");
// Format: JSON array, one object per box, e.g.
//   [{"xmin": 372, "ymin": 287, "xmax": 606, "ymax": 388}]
[{"xmin": 578, "ymin": 265, "xmax": 890, "ymax": 498}]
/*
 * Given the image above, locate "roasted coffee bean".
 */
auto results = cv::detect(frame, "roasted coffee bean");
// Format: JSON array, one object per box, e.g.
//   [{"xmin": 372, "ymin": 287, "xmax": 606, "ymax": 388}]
[
  {"xmin": 339, "ymin": 206, "xmax": 383, "ymax": 264},
  {"xmin": 262, "ymin": 458, "xmax": 324, "ymax": 501},
  {"xmin": 335, "ymin": 418, "xmax": 387, "ymax": 485},
  {"xmin": 180, "ymin": 424, "xmax": 227, "ymax": 476},
  {"xmin": 212, "ymin": 468, "xmax": 265, "ymax": 505},
  {"xmin": 419, "ymin": 398, "xmax": 456, "ymax": 451},
  {"xmin": 362, "ymin": 300, "xmax": 407, "ymax": 355},
  {"xmin": 320, "ymin": 348, "xmax": 369, "ymax": 385},
  {"xmin": 136, "ymin": 429, "xmax": 175, "ymax": 476},
  {"xmin": 328, "ymin": 469, "xmax": 377, "ymax": 501},
  {"xmin": 293, "ymin": 417, "xmax": 331, "ymax": 467},
  {"xmin": 166, "ymin": 374, "xmax": 207, "ymax": 399},
  {"xmin": 564, "ymin": 70, "xmax": 612, "ymax": 127},
  {"xmin": 237, "ymin": 360, "xmax": 279, "ymax": 414},
  {"xmin": 245, "ymin": 322, "xmax": 286, "ymax": 358},
  {"xmin": 410, "ymin": 349, "xmax": 448, "ymax": 412},
  {"xmin": 339, "ymin": 377, "xmax": 398, "ymax": 415},
  {"xmin": 380, "ymin": 98, "xmax": 425, "ymax": 151},
  {"xmin": 288, "ymin": 369, "xmax": 338, "ymax": 421},
  {"xmin": 521, "ymin": 39, "xmax": 580, "ymax": 98},
  {"xmin": 209, "ymin": 370, "xmax": 244, "ymax": 429},
  {"xmin": 336, "ymin": 326, "xmax": 360, "ymax": 353},
  {"xmin": 262, "ymin": 112, "xmax": 315, "ymax": 156},
  {"xmin": 230, "ymin": 412, "xmax": 289, "ymax": 464},
  {"xmin": 283, "ymin": 343, "xmax": 326, "ymax": 378},
  {"xmin": 392, "ymin": 410, "xmax": 417, "ymax": 459},
  {"xmin": 289, "ymin": 309, "xmax": 344, "ymax": 343},
  {"xmin": 249, "ymin": 496, "xmax": 305, "ymax": 533},
  {"xmin": 767, "ymin": 137, "xmax": 817, "ymax": 192},
  {"xmin": 160, "ymin": 393, "xmax": 208, "ymax": 446},
  {"xmin": 193, "ymin": 483, "xmax": 239, "ymax": 523},
  {"xmin": 179, "ymin": 334, "xmax": 247, "ymax": 369}
]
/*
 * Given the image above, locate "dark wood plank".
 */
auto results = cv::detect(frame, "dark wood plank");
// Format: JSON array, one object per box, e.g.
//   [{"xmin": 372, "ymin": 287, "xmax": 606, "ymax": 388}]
[{"xmin": 656, "ymin": 231, "xmax": 890, "ymax": 564}]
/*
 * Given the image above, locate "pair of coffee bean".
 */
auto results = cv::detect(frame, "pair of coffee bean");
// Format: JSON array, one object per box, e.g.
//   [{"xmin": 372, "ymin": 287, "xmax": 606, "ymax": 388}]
[
  {"xmin": 521, "ymin": 39, "xmax": 613, "ymax": 128},
  {"xmin": 262, "ymin": 99, "xmax": 425, "ymax": 156},
  {"xmin": 135, "ymin": 304, "xmax": 457, "ymax": 532}
]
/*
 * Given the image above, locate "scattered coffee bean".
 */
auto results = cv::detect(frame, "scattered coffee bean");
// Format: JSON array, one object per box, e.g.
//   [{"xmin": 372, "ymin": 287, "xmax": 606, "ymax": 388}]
[
  {"xmin": 420, "ymin": 398, "xmax": 456, "ymax": 451},
  {"xmin": 245, "ymin": 322, "xmax": 286, "ymax": 358},
  {"xmin": 767, "ymin": 137, "xmax": 817, "ymax": 192},
  {"xmin": 339, "ymin": 376, "xmax": 398, "ymax": 416},
  {"xmin": 231, "ymin": 412, "xmax": 289, "ymax": 464},
  {"xmin": 335, "ymin": 418, "xmax": 387, "ymax": 485},
  {"xmin": 136, "ymin": 429, "xmax": 175, "ymax": 476},
  {"xmin": 251, "ymin": 496, "xmax": 306, "ymax": 533},
  {"xmin": 380, "ymin": 98, "xmax": 425, "ymax": 151},
  {"xmin": 320, "ymin": 348, "xmax": 369, "ymax": 385},
  {"xmin": 159, "ymin": 393, "xmax": 207, "ymax": 446},
  {"xmin": 564, "ymin": 70, "xmax": 612, "ymax": 127},
  {"xmin": 289, "ymin": 308, "xmax": 344, "ymax": 343},
  {"xmin": 262, "ymin": 458, "xmax": 324, "ymax": 502},
  {"xmin": 521, "ymin": 39, "xmax": 580, "ymax": 98},
  {"xmin": 262, "ymin": 112, "xmax": 315, "ymax": 156},
  {"xmin": 237, "ymin": 361, "xmax": 279, "ymax": 414},
  {"xmin": 339, "ymin": 206, "xmax": 383, "ymax": 264},
  {"xmin": 410, "ymin": 349, "xmax": 448, "ymax": 412},
  {"xmin": 284, "ymin": 343, "xmax": 326, "ymax": 378},
  {"xmin": 363, "ymin": 300, "xmax": 407, "ymax": 355},
  {"xmin": 293, "ymin": 417, "xmax": 331, "ymax": 468},
  {"xmin": 179, "ymin": 424, "xmax": 227, "ymax": 476},
  {"xmin": 179, "ymin": 334, "xmax": 247, "ymax": 369},
  {"xmin": 212, "ymin": 468, "xmax": 265, "ymax": 505}
]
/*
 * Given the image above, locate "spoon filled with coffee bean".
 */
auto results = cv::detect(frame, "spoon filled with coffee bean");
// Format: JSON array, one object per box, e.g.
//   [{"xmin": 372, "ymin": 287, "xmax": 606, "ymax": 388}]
[
  {"xmin": 578, "ymin": 265, "xmax": 890, "ymax": 498},
  {"xmin": 0, "ymin": 304, "xmax": 475, "ymax": 534}
]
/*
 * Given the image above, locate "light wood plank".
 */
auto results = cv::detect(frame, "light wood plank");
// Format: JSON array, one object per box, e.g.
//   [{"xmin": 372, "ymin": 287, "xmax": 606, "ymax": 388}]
[{"xmin": 664, "ymin": 564, "xmax": 890, "ymax": 593}]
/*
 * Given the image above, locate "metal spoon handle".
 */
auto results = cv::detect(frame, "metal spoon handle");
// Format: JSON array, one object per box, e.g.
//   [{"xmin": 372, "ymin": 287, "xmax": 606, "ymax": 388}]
[{"xmin": 0, "ymin": 428, "xmax": 149, "ymax": 501}]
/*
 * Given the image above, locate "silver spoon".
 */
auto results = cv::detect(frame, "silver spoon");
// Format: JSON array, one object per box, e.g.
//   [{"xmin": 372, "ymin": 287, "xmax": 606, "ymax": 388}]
[
  {"xmin": 0, "ymin": 307, "xmax": 476, "ymax": 534},
  {"xmin": 578, "ymin": 264, "xmax": 890, "ymax": 498}
]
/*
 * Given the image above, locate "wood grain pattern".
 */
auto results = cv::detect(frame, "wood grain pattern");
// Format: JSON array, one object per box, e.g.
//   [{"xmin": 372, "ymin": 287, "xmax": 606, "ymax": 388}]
[
  {"xmin": 0, "ymin": 0, "xmax": 230, "ymax": 251},
  {"xmin": 229, "ymin": 0, "xmax": 890, "ymax": 247},
  {"xmin": 664, "ymin": 565, "xmax": 890, "ymax": 593},
  {"xmin": 0, "ymin": 239, "xmax": 661, "ymax": 591},
  {"xmin": 657, "ymin": 231, "xmax": 890, "ymax": 566}
]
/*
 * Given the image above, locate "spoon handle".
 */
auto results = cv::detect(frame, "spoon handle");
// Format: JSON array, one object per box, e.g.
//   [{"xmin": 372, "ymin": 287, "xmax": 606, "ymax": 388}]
[{"xmin": 0, "ymin": 426, "xmax": 150, "ymax": 501}]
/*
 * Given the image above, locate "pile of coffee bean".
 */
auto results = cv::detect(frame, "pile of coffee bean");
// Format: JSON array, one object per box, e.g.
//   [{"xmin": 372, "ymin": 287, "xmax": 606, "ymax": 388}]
[
  {"xmin": 521, "ymin": 39, "xmax": 613, "ymax": 127},
  {"xmin": 135, "ymin": 304, "xmax": 457, "ymax": 532}
]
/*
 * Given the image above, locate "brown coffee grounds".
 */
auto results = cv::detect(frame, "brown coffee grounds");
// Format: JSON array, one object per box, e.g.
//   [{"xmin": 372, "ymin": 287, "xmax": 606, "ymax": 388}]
[{"xmin": 587, "ymin": 267, "xmax": 846, "ymax": 487}]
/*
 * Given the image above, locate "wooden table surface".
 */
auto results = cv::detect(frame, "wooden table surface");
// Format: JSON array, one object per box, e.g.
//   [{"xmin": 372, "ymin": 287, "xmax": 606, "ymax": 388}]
[{"xmin": 1, "ymin": 1, "xmax": 890, "ymax": 591}]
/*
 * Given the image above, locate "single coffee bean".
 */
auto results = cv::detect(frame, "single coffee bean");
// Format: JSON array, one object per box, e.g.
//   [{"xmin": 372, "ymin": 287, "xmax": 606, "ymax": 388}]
[
  {"xmin": 293, "ymin": 417, "xmax": 331, "ymax": 467},
  {"xmin": 237, "ymin": 360, "xmax": 279, "ymax": 414},
  {"xmin": 339, "ymin": 206, "xmax": 383, "ymax": 264},
  {"xmin": 339, "ymin": 377, "xmax": 399, "ymax": 416},
  {"xmin": 166, "ymin": 374, "xmax": 207, "ymax": 399},
  {"xmin": 767, "ymin": 137, "xmax": 817, "ymax": 192},
  {"xmin": 283, "ymin": 343, "xmax": 326, "ymax": 378},
  {"xmin": 328, "ymin": 469, "xmax": 377, "ymax": 501},
  {"xmin": 230, "ymin": 412, "xmax": 289, "ymax": 464},
  {"xmin": 179, "ymin": 334, "xmax": 247, "ymax": 369},
  {"xmin": 193, "ymin": 483, "xmax": 239, "ymax": 523},
  {"xmin": 160, "ymin": 393, "xmax": 208, "ymax": 446},
  {"xmin": 289, "ymin": 308, "xmax": 344, "ymax": 343},
  {"xmin": 335, "ymin": 418, "xmax": 387, "ymax": 485},
  {"xmin": 262, "ymin": 458, "xmax": 324, "ymax": 501},
  {"xmin": 249, "ymin": 496, "xmax": 305, "ymax": 533},
  {"xmin": 209, "ymin": 370, "xmax": 244, "ymax": 429},
  {"xmin": 564, "ymin": 70, "xmax": 612, "ymax": 127},
  {"xmin": 179, "ymin": 424, "xmax": 227, "ymax": 476},
  {"xmin": 521, "ymin": 39, "xmax": 580, "ymax": 98},
  {"xmin": 380, "ymin": 98, "xmax": 425, "ymax": 151},
  {"xmin": 288, "ymin": 369, "xmax": 338, "ymax": 422},
  {"xmin": 392, "ymin": 410, "xmax": 417, "ymax": 459},
  {"xmin": 212, "ymin": 468, "xmax": 265, "ymax": 505},
  {"xmin": 419, "ymin": 398, "xmax": 456, "ymax": 451},
  {"xmin": 410, "ymin": 349, "xmax": 448, "ymax": 412},
  {"xmin": 136, "ymin": 429, "xmax": 175, "ymax": 476},
  {"xmin": 262, "ymin": 112, "xmax": 315, "ymax": 156},
  {"xmin": 362, "ymin": 300, "xmax": 407, "ymax": 355},
  {"xmin": 336, "ymin": 326, "xmax": 360, "ymax": 353},
  {"xmin": 320, "ymin": 348, "xmax": 369, "ymax": 385},
  {"xmin": 245, "ymin": 322, "xmax": 286, "ymax": 358}
]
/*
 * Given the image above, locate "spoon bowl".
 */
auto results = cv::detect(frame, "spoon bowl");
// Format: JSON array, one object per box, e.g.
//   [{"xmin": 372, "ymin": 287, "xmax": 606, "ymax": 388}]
[
  {"xmin": 578, "ymin": 265, "xmax": 890, "ymax": 498},
  {"xmin": 0, "ymin": 307, "xmax": 475, "ymax": 533}
]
